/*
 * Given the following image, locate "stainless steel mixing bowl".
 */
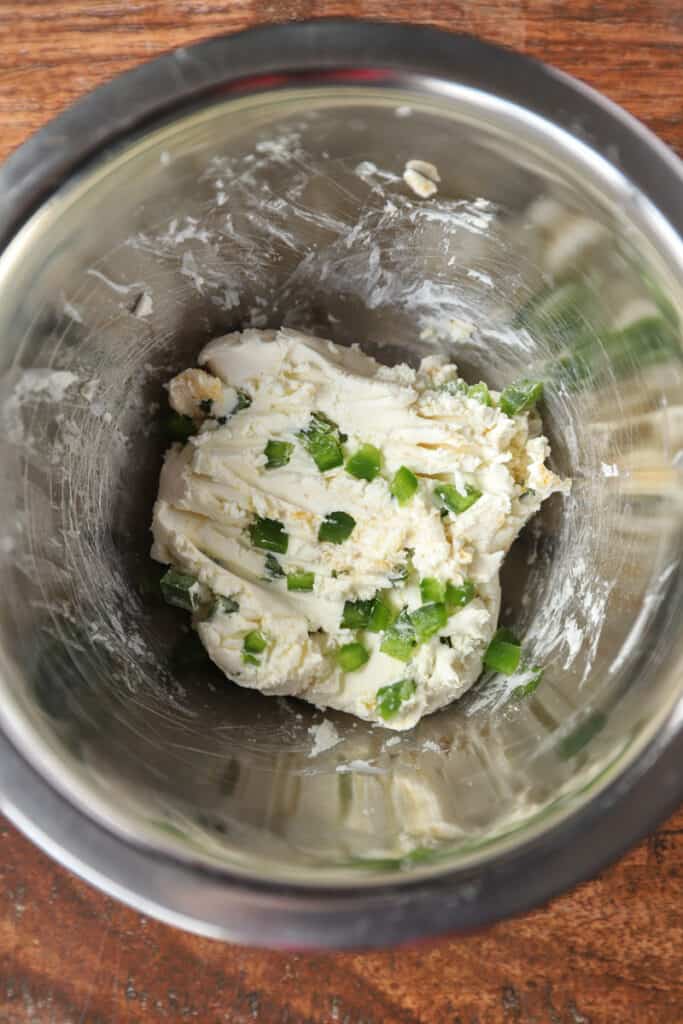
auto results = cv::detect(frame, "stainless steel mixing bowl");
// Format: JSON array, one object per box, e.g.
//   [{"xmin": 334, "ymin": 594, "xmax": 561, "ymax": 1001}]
[{"xmin": 0, "ymin": 21, "xmax": 682, "ymax": 948}]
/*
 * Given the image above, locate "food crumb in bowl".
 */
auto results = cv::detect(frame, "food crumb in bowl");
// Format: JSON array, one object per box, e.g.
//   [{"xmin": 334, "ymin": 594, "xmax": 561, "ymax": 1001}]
[
  {"xmin": 132, "ymin": 291, "xmax": 154, "ymax": 318},
  {"xmin": 403, "ymin": 159, "xmax": 440, "ymax": 198},
  {"xmin": 336, "ymin": 760, "xmax": 385, "ymax": 776},
  {"xmin": 62, "ymin": 299, "xmax": 83, "ymax": 324},
  {"xmin": 80, "ymin": 378, "xmax": 99, "ymax": 402},
  {"xmin": 421, "ymin": 739, "xmax": 441, "ymax": 753},
  {"xmin": 308, "ymin": 719, "xmax": 341, "ymax": 757}
]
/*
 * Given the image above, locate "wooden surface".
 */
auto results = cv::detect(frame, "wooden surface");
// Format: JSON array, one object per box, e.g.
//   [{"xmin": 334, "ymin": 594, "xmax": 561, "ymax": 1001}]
[{"xmin": 1, "ymin": 2, "xmax": 682, "ymax": 1021}]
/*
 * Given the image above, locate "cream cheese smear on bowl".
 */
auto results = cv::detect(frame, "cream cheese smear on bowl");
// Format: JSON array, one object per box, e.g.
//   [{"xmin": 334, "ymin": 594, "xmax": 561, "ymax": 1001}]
[{"xmin": 151, "ymin": 329, "xmax": 568, "ymax": 729}]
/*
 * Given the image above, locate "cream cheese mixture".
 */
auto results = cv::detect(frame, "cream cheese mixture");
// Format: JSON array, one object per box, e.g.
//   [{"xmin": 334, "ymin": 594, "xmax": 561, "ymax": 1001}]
[{"xmin": 151, "ymin": 328, "xmax": 567, "ymax": 729}]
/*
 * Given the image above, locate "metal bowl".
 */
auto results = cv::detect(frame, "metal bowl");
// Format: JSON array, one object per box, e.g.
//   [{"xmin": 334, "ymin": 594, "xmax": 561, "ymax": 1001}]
[{"xmin": 0, "ymin": 21, "xmax": 682, "ymax": 948}]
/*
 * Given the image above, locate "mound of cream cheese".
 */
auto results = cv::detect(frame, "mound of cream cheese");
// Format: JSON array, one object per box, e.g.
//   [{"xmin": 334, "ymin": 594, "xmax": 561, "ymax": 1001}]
[{"xmin": 151, "ymin": 328, "xmax": 567, "ymax": 729}]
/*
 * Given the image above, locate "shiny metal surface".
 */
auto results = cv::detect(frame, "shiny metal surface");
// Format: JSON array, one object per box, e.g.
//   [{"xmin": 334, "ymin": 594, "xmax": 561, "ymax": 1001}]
[{"xmin": 0, "ymin": 21, "xmax": 682, "ymax": 947}]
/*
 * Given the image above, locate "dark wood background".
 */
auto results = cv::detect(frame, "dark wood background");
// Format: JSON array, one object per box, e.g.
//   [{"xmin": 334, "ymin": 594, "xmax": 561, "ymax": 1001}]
[{"xmin": 1, "ymin": 2, "xmax": 682, "ymax": 1021}]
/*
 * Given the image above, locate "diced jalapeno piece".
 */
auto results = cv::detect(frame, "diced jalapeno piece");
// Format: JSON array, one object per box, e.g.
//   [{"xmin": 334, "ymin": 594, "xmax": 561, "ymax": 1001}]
[
  {"xmin": 298, "ymin": 411, "xmax": 345, "ymax": 471},
  {"xmin": 468, "ymin": 382, "xmax": 493, "ymax": 406},
  {"xmin": 434, "ymin": 483, "xmax": 482, "ymax": 516},
  {"xmin": 390, "ymin": 466, "xmax": 419, "ymax": 505},
  {"xmin": 242, "ymin": 653, "xmax": 260, "ymax": 666},
  {"xmin": 484, "ymin": 628, "xmax": 521, "ymax": 674},
  {"xmin": 380, "ymin": 609, "xmax": 417, "ymax": 662},
  {"xmin": 499, "ymin": 379, "xmax": 544, "ymax": 417},
  {"xmin": 234, "ymin": 389, "xmax": 252, "ymax": 412},
  {"xmin": 263, "ymin": 553, "xmax": 285, "ymax": 580},
  {"xmin": 368, "ymin": 596, "xmax": 392, "ymax": 633},
  {"xmin": 210, "ymin": 595, "xmax": 239, "ymax": 617},
  {"xmin": 243, "ymin": 631, "xmax": 267, "ymax": 655},
  {"xmin": 410, "ymin": 602, "xmax": 448, "ymax": 643},
  {"xmin": 264, "ymin": 439, "xmax": 293, "ymax": 469},
  {"xmin": 346, "ymin": 443, "xmax": 382, "ymax": 481},
  {"xmin": 161, "ymin": 568, "xmax": 201, "ymax": 612},
  {"xmin": 341, "ymin": 594, "xmax": 391, "ymax": 632},
  {"xmin": 249, "ymin": 516, "xmax": 289, "ymax": 554},
  {"xmin": 336, "ymin": 642, "xmax": 370, "ymax": 672},
  {"xmin": 341, "ymin": 598, "xmax": 375, "ymax": 630},
  {"xmin": 287, "ymin": 571, "xmax": 315, "ymax": 592},
  {"xmin": 376, "ymin": 679, "xmax": 416, "ymax": 720},
  {"xmin": 422, "ymin": 578, "xmax": 475, "ymax": 615},
  {"xmin": 243, "ymin": 630, "xmax": 267, "ymax": 654},
  {"xmin": 318, "ymin": 511, "xmax": 356, "ymax": 544},
  {"xmin": 420, "ymin": 577, "xmax": 446, "ymax": 603},
  {"xmin": 163, "ymin": 412, "xmax": 197, "ymax": 443},
  {"xmin": 445, "ymin": 579, "xmax": 475, "ymax": 610}
]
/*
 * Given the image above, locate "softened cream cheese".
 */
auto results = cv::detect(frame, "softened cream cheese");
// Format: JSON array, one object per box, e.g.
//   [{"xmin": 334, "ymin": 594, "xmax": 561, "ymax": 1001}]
[{"xmin": 151, "ymin": 328, "xmax": 567, "ymax": 729}]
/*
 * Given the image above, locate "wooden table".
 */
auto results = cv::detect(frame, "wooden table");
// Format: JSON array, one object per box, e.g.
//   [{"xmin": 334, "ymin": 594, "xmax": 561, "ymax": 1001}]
[{"xmin": 1, "ymin": 3, "xmax": 682, "ymax": 1021}]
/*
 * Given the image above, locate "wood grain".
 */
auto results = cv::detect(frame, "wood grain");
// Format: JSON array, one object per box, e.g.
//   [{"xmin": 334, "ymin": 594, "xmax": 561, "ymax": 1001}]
[
  {"xmin": 2, "ymin": 815, "xmax": 683, "ymax": 1023},
  {"xmin": 1, "ymin": 2, "xmax": 682, "ymax": 1022}
]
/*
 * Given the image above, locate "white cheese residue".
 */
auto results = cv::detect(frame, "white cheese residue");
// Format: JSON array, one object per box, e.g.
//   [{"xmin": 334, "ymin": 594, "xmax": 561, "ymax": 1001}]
[
  {"xmin": 308, "ymin": 719, "xmax": 341, "ymax": 757},
  {"xmin": 403, "ymin": 159, "xmax": 441, "ymax": 199}
]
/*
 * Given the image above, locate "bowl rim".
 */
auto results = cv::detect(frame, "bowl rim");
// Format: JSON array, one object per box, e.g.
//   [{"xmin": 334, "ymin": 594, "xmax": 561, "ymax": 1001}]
[{"xmin": 1, "ymin": 17, "xmax": 683, "ymax": 948}]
